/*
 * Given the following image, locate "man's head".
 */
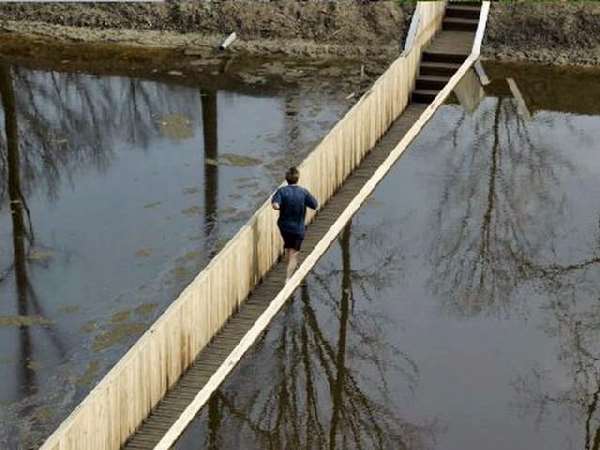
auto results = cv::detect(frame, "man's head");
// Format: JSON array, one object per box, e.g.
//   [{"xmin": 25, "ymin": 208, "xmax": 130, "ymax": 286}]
[{"xmin": 285, "ymin": 167, "xmax": 300, "ymax": 185}]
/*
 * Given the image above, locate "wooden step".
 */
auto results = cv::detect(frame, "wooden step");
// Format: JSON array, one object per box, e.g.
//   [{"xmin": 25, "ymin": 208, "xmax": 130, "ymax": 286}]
[
  {"xmin": 412, "ymin": 89, "xmax": 439, "ymax": 104},
  {"xmin": 419, "ymin": 61, "xmax": 461, "ymax": 77},
  {"xmin": 443, "ymin": 17, "xmax": 479, "ymax": 32},
  {"xmin": 422, "ymin": 50, "xmax": 468, "ymax": 64},
  {"xmin": 445, "ymin": 5, "xmax": 481, "ymax": 20},
  {"xmin": 416, "ymin": 75, "xmax": 450, "ymax": 90}
]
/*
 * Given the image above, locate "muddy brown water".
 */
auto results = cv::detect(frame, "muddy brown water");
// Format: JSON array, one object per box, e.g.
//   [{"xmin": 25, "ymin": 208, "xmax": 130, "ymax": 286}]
[
  {"xmin": 175, "ymin": 63, "xmax": 600, "ymax": 450},
  {"xmin": 0, "ymin": 60, "xmax": 350, "ymax": 448}
]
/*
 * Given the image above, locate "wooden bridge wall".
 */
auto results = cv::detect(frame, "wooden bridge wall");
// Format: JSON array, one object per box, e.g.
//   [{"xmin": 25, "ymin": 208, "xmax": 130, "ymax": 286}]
[{"xmin": 39, "ymin": 2, "xmax": 447, "ymax": 449}]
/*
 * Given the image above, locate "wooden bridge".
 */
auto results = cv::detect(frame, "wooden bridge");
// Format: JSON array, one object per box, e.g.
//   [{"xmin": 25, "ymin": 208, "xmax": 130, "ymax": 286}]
[{"xmin": 40, "ymin": 2, "xmax": 490, "ymax": 449}]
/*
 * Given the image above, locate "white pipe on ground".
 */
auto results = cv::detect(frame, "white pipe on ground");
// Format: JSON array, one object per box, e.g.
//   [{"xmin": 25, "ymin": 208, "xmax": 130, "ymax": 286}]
[{"xmin": 219, "ymin": 32, "xmax": 237, "ymax": 50}]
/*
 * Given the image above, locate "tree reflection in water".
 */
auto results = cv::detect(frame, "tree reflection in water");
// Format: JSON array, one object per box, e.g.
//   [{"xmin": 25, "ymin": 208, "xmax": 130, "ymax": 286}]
[
  {"xmin": 0, "ymin": 65, "xmax": 194, "ymax": 206},
  {"xmin": 429, "ymin": 92, "xmax": 600, "ymax": 448},
  {"xmin": 0, "ymin": 62, "xmax": 198, "ymax": 445},
  {"xmin": 0, "ymin": 63, "xmax": 69, "ymax": 447},
  {"xmin": 429, "ymin": 96, "xmax": 579, "ymax": 317},
  {"xmin": 511, "ymin": 265, "xmax": 600, "ymax": 449},
  {"xmin": 179, "ymin": 221, "xmax": 438, "ymax": 450}
]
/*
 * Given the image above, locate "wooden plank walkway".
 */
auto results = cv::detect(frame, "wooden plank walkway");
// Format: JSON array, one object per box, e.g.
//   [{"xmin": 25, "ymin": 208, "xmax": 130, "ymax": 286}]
[{"xmin": 123, "ymin": 104, "xmax": 426, "ymax": 450}]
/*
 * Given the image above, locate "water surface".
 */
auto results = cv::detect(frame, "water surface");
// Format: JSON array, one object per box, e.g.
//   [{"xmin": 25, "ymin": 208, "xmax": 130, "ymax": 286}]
[
  {"xmin": 175, "ymin": 63, "xmax": 600, "ymax": 450},
  {"xmin": 0, "ymin": 61, "xmax": 348, "ymax": 447}
]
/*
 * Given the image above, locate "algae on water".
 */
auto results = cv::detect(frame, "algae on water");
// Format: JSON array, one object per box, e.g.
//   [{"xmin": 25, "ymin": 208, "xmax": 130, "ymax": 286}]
[
  {"xmin": 135, "ymin": 248, "xmax": 152, "ymax": 258},
  {"xmin": 144, "ymin": 201, "xmax": 162, "ymax": 209},
  {"xmin": 111, "ymin": 310, "xmax": 131, "ymax": 324},
  {"xmin": 77, "ymin": 360, "xmax": 100, "ymax": 386},
  {"xmin": 182, "ymin": 206, "xmax": 202, "ymax": 216},
  {"xmin": 0, "ymin": 315, "xmax": 53, "ymax": 327},
  {"xmin": 220, "ymin": 153, "xmax": 262, "ymax": 167},
  {"xmin": 204, "ymin": 153, "xmax": 263, "ymax": 168},
  {"xmin": 28, "ymin": 249, "xmax": 54, "ymax": 262},
  {"xmin": 92, "ymin": 323, "xmax": 147, "ymax": 352},
  {"xmin": 158, "ymin": 113, "xmax": 193, "ymax": 140},
  {"xmin": 134, "ymin": 303, "xmax": 158, "ymax": 318}
]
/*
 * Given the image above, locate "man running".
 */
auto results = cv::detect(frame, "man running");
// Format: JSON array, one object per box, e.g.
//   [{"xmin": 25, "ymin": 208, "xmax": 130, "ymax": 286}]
[{"xmin": 272, "ymin": 167, "xmax": 318, "ymax": 281}]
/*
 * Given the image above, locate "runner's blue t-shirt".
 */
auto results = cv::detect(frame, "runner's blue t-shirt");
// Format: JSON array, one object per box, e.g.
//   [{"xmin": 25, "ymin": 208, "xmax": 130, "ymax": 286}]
[{"xmin": 272, "ymin": 185, "xmax": 318, "ymax": 236}]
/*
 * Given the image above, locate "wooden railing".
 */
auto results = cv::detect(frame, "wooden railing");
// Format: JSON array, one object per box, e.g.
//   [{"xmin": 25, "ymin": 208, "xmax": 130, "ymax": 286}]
[
  {"xmin": 39, "ymin": 3, "xmax": 447, "ymax": 449},
  {"xmin": 404, "ymin": 1, "xmax": 447, "ymax": 53}
]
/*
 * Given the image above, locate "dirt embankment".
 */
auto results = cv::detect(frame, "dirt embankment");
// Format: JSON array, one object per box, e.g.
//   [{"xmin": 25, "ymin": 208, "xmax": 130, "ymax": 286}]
[
  {"xmin": 484, "ymin": 2, "xmax": 600, "ymax": 66},
  {"xmin": 0, "ymin": 1, "xmax": 411, "ymax": 63},
  {"xmin": 2, "ymin": 2, "xmax": 600, "ymax": 69}
]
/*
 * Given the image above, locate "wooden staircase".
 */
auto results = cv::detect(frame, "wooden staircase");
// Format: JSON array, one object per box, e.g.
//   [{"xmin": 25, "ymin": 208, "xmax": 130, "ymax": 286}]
[{"xmin": 412, "ymin": 1, "xmax": 481, "ymax": 104}]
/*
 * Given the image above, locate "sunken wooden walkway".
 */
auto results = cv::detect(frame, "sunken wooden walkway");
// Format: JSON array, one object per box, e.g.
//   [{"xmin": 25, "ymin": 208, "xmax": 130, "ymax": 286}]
[
  {"xmin": 123, "ymin": 3, "xmax": 487, "ymax": 448},
  {"xmin": 123, "ymin": 105, "xmax": 426, "ymax": 449}
]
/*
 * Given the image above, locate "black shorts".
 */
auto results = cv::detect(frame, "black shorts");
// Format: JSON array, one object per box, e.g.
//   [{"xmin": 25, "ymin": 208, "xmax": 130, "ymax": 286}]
[{"xmin": 281, "ymin": 231, "xmax": 304, "ymax": 251}]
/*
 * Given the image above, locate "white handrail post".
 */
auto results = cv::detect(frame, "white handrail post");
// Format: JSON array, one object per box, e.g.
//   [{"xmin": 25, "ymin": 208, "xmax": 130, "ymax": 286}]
[{"xmin": 472, "ymin": 1, "xmax": 491, "ymax": 58}]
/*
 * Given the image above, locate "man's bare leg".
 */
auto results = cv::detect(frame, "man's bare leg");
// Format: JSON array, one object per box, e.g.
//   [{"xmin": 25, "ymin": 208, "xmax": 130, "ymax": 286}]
[{"xmin": 286, "ymin": 249, "xmax": 299, "ymax": 281}]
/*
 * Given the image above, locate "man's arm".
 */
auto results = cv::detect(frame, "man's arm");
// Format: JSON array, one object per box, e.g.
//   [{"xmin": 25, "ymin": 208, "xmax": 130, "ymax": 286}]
[
  {"xmin": 272, "ymin": 189, "xmax": 281, "ymax": 210},
  {"xmin": 305, "ymin": 190, "xmax": 318, "ymax": 210}
]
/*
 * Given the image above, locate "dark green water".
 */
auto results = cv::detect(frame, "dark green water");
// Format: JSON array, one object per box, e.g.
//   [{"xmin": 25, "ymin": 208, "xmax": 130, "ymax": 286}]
[
  {"xmin": 175, "ymin": 63, "xmax": 600, "ymax": 450},
  {"xmin": 0, "ymin": 62, "xmax": 349, "ymax": 448}
]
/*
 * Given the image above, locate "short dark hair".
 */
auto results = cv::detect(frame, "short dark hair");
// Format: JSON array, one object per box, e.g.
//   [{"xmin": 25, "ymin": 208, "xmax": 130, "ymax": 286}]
[{"xmin": 285, "ymin": 167, "xmax": 299, "ymax": 185}]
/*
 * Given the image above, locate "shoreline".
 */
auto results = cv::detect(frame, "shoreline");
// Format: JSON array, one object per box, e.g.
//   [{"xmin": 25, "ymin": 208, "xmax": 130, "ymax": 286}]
[
  {"xmin": 0, "ymin": 20, "xmax": 402, "ymax": 64},
  {"xmin": 482, "ymin": 45, "xmax": 600, "ymax": 68},
  {"xmin": 1, "ymin": 2, "xmax": 600, "ymax": 69}
]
